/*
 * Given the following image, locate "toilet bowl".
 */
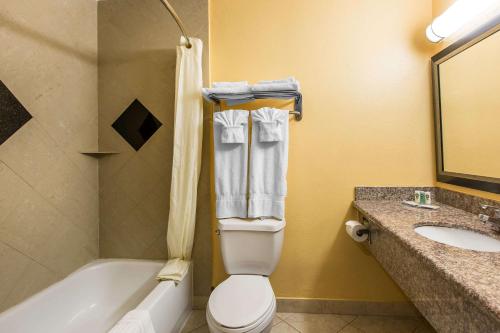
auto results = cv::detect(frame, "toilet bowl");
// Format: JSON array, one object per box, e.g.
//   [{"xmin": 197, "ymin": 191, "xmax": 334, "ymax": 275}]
[
  {"xmin": 206, "ymin": 276, "xmax": 276, "ymax": 333},
  {"xmin": 206, "ymin": 219, "xmax": 285, "ymax": 333}
]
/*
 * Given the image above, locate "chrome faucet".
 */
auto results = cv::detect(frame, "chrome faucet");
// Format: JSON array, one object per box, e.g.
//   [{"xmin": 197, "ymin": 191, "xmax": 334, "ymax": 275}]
[{"xmin": 479, "ymin": 204, "xmax": 500, "ymax": 232}]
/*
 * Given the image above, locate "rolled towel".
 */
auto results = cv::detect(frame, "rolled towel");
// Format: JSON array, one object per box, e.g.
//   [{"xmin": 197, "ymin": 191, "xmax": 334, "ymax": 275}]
[{"xmin": 108, "ymin": 310, "xmax": 156, "ymax": 333}]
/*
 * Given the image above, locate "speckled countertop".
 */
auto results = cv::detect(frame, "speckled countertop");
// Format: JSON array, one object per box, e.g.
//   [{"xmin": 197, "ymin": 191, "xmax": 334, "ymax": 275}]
[{"xmin": 353, "ymin": 200, "xmax": 500, "ymax": 319}]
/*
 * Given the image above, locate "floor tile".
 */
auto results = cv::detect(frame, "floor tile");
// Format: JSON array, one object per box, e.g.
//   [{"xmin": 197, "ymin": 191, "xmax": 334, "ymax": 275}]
[
  {"xmin": 272, "ymin": 315, "xmax": 283, "ymax": 326},
  {"xmin": 349, "ymin": 315, "xmax": 421, "ymax": 333},
  {"xmin": 182, "ymin": 310, "xmax": 207, "ymax": 333},
  {"xmin": 281, "ymin": 313, "xmax": 354, "ymax": 333},
  {"xmin": 338, "ymin": 324, "xmax": 364, "ymax": 333},
  {"xmin": 413, "ymin": 319, "xmax": 437, "ymax": 333},
  {"xmin": 271, "ymin": 321, "xmax": 300, "ymax": 333},
  {"xmin": 190, "ymin": 324, "xmax": 210, "ymax": 333}
]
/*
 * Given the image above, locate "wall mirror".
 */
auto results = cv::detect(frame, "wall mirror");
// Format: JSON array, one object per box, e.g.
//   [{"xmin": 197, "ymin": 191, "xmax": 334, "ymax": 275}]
[{"xmin": 432, "ymin": 17, "xmax": 500, "ymax": 194}]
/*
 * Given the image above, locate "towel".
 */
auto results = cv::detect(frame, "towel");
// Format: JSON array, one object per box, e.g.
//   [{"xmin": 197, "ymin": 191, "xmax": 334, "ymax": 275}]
[
  {"xmin": 214, "ymin": 110, "xmax": 249, "ymax": 218},
  {"xmin": 214, "ymin": 109, "xmax": 248, "ymax": 143},
  {"xmin": 212, "ymin": 81, "xmax": 248, "ymax": 88},
  {"xmin": 252, "ymin": 77, "xmax": 300, "ymax": 92},
  {"xmin": 202, "ymin": 85, "xmax": 251, "ymax": 95},
  {"xmin": 108, "ymin": 310, "xmax": 156, "ymax": 333},
  {"xmin": 249, "ymin": 108, "xmax": 289, "ymax": 219},
  {"xmin": 156, "ymin": 258, "xmax": 190, "ymax": 283}
]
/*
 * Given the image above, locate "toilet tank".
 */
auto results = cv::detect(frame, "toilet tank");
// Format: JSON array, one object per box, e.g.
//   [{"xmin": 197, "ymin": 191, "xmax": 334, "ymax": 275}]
[{"xmin": 218, "ymin": 219, "xmax": 286, "ymax": 276}]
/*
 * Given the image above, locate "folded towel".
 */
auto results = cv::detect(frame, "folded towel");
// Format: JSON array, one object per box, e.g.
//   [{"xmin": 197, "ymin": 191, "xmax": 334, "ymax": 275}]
[
  {"xmin": 214, "ymin": 110, "xmax": 249, "ymax": 218},
  {"xmin": 251, "ymin": 82, "xmax": 299, "ymax": 92},
  {"xmin": 156, "ymin": 258, "xmax": 190, "ymax": 283},
  {"xmin": 212, "ymin": 81, "xmax": 248, "ymax": 88},
  {"xmin": 252, "ymin": 109, "xmax": 286, "ymax": 142},
  {"xmin": 108, "ymin": 310, "xmax": 156, "ymax": 333},
  {"xmin": 259, "ymin": 77, "xmax": 300, "ymax": 88},
  {"xmin": 202, "ymin": 85, "xmax": 251, "ymax": 95},
  {"xmin": 249, "ymin": 108, "xmax": 289, "ymax": 219},
  {"xmin": 214, "ymin": 110, "xmax": 248, "ymax": 143}
]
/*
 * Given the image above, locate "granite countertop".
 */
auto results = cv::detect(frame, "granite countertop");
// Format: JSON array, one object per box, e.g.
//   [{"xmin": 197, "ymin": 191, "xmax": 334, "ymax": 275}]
[{"xmin": 353, "ymin": 200, "xmax": 500, "ymax": 319}]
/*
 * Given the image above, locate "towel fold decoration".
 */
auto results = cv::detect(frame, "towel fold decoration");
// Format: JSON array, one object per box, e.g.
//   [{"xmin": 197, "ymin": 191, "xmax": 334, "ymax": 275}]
[
  {"xmin": 108, "ymin": 310, "xmax": 156, "ymax": 333},
  {"xmin": 213, "ymin": 110, "xmax": 249, "ymax": 143},
  {"xmin": 156, "ymin": 258, "xmax": 190, "ymax": 283},
  {"xmin": 249, "ymin": 108, "xmax": 289, "ymax": 219},
  {"xmin": 214, "ymin": 110, "xmax": 250, "ymax": 218}
]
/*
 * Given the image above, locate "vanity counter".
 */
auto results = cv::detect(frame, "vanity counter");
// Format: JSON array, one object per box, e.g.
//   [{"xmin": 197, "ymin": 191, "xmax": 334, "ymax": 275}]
[{"xmin": 353, "ymin": 199, "xmax": 500, "ymax": 331}]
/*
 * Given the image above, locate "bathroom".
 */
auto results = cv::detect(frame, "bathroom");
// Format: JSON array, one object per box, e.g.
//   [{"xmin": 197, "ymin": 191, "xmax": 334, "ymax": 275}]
[{"xmin": 0, "ymin": 0, "xmax": 499, "ymax": 332}]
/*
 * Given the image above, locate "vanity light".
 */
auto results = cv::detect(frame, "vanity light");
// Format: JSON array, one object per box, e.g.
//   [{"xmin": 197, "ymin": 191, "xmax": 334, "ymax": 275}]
[{"xmin": 426, "ymin": 0, "xmax": 499, "ymax": 43}]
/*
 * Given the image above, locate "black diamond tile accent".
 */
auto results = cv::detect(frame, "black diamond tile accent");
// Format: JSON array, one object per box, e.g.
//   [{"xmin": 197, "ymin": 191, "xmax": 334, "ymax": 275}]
[
  {"xmin": 0, "ymin": 80, "xmax": 32, "ymax": 145},
  {"xmin": 112, "ymin": 99, "xmax": 162, "ymax": 151}
]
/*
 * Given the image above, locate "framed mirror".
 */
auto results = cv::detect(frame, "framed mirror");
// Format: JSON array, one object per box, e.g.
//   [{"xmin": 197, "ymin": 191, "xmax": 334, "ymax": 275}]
[{"xmin": 432, "ymin": 17, "xmax": 500, "ymax": 194}]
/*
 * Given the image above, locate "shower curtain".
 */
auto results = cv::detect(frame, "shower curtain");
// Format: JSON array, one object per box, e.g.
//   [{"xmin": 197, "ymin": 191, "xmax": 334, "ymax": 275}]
[{"xmin": 157, "ymin": 37, "xmax": 203, "ymax": 282}]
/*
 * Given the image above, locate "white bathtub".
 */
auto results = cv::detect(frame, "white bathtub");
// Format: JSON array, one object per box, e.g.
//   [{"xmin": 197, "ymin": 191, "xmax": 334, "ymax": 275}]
[{"xmin": 0, "ymin": 259, "xmax": 192, "ymax": 333}]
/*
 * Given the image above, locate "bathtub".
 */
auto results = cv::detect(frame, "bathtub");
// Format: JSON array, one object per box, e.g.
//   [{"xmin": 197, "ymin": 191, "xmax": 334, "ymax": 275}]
[{"xmin": 0, "ymin": 259, "xmax": 192, "ymax": 333}]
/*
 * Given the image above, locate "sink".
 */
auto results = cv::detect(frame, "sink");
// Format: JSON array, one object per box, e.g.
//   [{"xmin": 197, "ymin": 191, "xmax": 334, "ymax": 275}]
[{"xmin": 414, "ymin": 226, "xmax": 500, "ymax": 252}]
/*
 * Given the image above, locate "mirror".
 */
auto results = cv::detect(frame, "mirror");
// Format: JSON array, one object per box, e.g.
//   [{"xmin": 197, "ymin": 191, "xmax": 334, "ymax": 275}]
[{"xmin": 432, "ymin": 18, "xmax": 500, "ymax": 194}]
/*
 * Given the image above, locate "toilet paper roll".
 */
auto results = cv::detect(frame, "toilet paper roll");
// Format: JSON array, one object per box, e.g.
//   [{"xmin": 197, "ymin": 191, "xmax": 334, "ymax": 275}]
[{"xmin": 345, "ymin": 220, "xmax": 368, "ymax": 242}]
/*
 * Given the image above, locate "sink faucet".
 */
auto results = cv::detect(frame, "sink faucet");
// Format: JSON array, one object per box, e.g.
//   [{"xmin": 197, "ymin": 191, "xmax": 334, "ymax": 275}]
[{"xmin": 479, "ymin": 204, "xmax": 500, "ymax": 232}]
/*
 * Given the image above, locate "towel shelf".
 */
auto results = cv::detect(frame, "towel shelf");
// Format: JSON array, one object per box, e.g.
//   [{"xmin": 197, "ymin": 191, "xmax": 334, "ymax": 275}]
[{"xmin": 204, "ymin": 91, "xmax": 303, "ymax": 121}]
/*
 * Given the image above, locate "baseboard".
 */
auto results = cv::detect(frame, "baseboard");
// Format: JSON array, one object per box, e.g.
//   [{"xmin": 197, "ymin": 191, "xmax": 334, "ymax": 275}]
[
  {"xmin": 276, "ymin": 298, "xmax": 421, "ymax": 317},
  {"xmin": 193, "ymin": 295, "xmax": 209, "ymax": 310}
]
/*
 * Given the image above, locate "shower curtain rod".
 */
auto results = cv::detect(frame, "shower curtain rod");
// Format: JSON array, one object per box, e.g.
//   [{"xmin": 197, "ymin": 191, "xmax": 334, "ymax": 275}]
[{"xmin": 159, "ymin": 0, "xmax": 192, "ymax": 48}]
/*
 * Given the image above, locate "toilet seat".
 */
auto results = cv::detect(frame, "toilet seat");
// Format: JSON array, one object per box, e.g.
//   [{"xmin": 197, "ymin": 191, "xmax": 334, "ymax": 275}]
[{"xmin": 207, "ymin": 275, "xmax": 275, "ymax": 333}]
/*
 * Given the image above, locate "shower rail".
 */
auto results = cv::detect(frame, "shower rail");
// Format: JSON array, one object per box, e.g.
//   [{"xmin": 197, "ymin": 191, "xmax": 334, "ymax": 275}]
[{"xmin": 159, "ymin": 0, "xmax": 192, "ymax": 48}]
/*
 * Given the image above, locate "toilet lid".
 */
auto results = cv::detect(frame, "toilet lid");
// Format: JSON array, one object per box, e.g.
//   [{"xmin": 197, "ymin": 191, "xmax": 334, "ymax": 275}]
[{"xmin": 208, "ymin": 275, "xmax": 274, "ymax": 329}]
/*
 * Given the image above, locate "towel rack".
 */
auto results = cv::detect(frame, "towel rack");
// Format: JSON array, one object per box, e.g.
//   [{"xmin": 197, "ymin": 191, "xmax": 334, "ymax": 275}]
[{"xmin": 204, "ymin": 91, "xmax": 303, "ymax": 121}]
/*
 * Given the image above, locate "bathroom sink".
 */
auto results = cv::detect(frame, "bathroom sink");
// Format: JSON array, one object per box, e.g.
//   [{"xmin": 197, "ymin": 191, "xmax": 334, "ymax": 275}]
[{"xmin": 414, "ymin": 226, "xmax": 500, "ymax": 252}]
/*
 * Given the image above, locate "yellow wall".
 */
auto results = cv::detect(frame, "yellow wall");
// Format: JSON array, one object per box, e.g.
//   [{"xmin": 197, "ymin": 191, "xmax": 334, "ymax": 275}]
[
  {"xmin": 210, "ymin": 0, "xmax": 436, "ymax": 301},
  {"xmin": 432, "ymin": 0, "xmax": 500, "ymax": 201}
]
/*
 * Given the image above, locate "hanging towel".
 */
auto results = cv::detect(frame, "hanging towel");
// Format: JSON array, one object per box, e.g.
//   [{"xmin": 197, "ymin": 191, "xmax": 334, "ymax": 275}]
[
  {"xmin": 157, "ymin": 37, "xmax": 203, "ymax": 283},
  {"xmin": 108, "ymin": 310, "xmax": 156, "ymax": 333},
  {"xmin": 249, "ymin": 108, "xmax": 289, "ymax": 219},
  {"xmin": 214, "ymin": 110, "xmax": 248, "ymax": 143},
  {"xmin": 214, "ymin": 110, "xmax": 250, "ymax": 218}
]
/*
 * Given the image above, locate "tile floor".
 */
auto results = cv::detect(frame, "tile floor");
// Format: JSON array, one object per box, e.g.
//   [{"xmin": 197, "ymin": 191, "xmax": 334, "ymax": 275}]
[{"xmin": 181, "ymin": 310, "xmax": 437, "ymax": 333}]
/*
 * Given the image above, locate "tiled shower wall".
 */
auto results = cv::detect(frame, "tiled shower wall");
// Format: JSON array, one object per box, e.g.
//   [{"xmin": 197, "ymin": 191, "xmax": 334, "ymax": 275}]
[
  {"xmin": 0, "ymin": 0, "xmax": 99, "ymax": 311},
  {"xmin": 97, "ymin": 0, "xmax": 212, "ymax": 297}
]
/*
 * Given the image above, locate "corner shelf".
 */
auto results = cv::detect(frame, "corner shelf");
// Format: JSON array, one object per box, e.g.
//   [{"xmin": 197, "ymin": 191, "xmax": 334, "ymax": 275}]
[{"xmin": 79, "ymin": 151, "xmax": 120, "ymax": 157}]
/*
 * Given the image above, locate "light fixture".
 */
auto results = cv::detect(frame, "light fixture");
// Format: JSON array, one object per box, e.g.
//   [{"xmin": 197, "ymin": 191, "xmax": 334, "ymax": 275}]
[{"xmin": 426, "ymin": 0, "xmax": 499, "ymax": 43}]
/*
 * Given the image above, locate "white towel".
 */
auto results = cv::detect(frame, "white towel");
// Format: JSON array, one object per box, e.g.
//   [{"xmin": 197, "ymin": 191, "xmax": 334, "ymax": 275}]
[
  {"xmin": 212, "ymin": 81, "xmax": 248, "ymax": 88},
  {"xmin": 214, "ymin": 110, "xmax": 249, "ymax": 218},
  {"xmin": 252, "ymin": 77, "xmax": 300, "ymax": 92},
  {"xmin": 108, "ymin": 310, "xmax": 156, "ymax": 333},
  {"xmin": 202, "ymin": 85, "xmax": 251, "ymax": 95},
  {"xmin": 249, "ymin": 108, "xmax": 289, "ymax": 219}
]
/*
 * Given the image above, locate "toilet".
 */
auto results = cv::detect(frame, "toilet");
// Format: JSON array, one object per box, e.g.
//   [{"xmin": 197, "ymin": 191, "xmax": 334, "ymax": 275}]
[{"xmin": 206, "ymin": 218, "xmax": 286, "ymax": 333}]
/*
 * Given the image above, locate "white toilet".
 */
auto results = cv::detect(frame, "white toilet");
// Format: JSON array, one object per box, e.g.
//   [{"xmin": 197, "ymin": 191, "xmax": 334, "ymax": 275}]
[{"xmin": 206, "ymin": 218, "xmax": 286, "ymax": 333}]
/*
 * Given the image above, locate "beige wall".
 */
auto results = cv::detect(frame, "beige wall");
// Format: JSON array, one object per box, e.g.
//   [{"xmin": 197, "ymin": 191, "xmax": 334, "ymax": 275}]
[
  {"xmin": 98, "ymin": 0, "xmax": 212, "ymax": 297},
  {"xmin": 210, "ymin": 0, "xmax": 435, "ymax": 301},
  {"xmin": 0, "ymin": 0, "xmax": 99, "ymax": 311}
]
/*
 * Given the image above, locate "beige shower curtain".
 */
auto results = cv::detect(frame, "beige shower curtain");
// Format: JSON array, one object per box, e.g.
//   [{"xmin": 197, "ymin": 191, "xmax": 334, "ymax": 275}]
[{"xmin": 157, "ymin": 37, "xmax": 203, "ymax": 282}]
